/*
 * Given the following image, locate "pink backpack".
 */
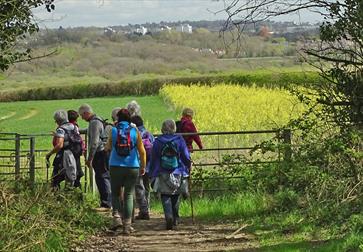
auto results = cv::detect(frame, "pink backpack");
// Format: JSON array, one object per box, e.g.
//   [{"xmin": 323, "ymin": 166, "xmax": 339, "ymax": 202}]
[{"xmin": 141, "ymin": 131, "xmax": 153, "ymax": 161}]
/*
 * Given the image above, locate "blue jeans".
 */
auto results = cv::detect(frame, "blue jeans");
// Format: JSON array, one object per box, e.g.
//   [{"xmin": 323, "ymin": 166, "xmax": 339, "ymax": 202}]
[
  {"xmin": 161, "ymin": 194, "xmax": 180, "ymax": 225},
  {"xmin": 92, "ymin": 150, "xmax": 112, "ymax": 208},
  {"xmin": 135, "ymin": 173, "xmax": 150, "ymax": 214}
]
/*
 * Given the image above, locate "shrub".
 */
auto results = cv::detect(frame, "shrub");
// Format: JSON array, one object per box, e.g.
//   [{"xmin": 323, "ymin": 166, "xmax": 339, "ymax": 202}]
[{"xmin": 0, "ymin": 182, "xmax": 107, "ymax": 251}]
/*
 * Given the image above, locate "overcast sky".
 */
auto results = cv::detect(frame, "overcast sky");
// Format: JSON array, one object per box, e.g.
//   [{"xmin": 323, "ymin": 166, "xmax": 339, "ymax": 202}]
[{"xmin": 33, "ymin": 0, "xmax": 322, "ymax": 28}]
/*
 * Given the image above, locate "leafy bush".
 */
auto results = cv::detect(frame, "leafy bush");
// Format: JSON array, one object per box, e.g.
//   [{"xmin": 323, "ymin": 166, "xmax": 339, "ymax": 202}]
[{"xmin": 0, "ymin": 182, "xmax": 107, "ymax": 251}]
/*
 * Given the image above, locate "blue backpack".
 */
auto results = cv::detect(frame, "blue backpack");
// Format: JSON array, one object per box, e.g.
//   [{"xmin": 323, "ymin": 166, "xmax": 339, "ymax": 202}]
[{"xmin": 160, "ymin": 140, "xmax": 179, "ymax": 170}]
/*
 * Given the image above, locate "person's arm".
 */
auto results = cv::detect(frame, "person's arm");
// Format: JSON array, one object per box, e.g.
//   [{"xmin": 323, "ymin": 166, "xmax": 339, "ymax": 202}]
[
  {"xmin": 87, "ymin": 120, "xmax": 102, "ymax": 162},
  {"xmin": 79, "ymin": 127, "xmax": 87, "ymax": 134},
  {"xmin": 136, "ymin": 130, "xmax": 146, "ymax": 175},
  {"xmin": 46, "ymin": 137, "xmax": 64, "ymax": 159},
  {"xmin": 148, "ymin": 141, "xmax": 158, "ymax": 178},
  {"xmin": 184, "ymin": 121, "xmax": 203, "ymax": 149},
  {"xmin": 179, "ymin": 137, "xmax": 191, "ymax": 173}
]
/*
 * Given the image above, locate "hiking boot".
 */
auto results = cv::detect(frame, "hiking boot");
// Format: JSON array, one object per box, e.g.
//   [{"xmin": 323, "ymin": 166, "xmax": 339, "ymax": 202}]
[
  {"xmin": 110, "ymin": 212, "xmax": 122, "ymax": 231},
  {"xmin": 110, "ymin": 216, "xmax": 122, "ymax": 231},
  {"xmin": 135, "ymin": 212, "xmax": 150, "ymax": 220},
  {"xmin": 166, "ymin": 217, "xmax": 173, "ymax": 230},
  {"xmin": 122, "ymin": 218, "xmax": 134, "ymax": 235}
]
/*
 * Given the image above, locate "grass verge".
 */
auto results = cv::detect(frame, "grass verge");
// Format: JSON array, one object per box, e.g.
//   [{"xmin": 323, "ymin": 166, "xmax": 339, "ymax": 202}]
[{"xmin": 150, "ymin": 192, "xmax": 363, "ymax": 251}]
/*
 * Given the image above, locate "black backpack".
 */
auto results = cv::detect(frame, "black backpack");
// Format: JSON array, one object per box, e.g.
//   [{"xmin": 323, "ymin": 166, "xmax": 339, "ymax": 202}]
[
  {"xmin": 175, "ymin": 120, "xmax": 186, "ymax": 134},
  {"xmin": 91, "ymin": 116, "xmax": 113, "ymax": 143},
  {"xmin": 60, "ymin": 126, "xmax": 83, "ymax": 157},
  {"xmin": 115, "ymin": 126, "xmax": 134, "ymax": 156}
]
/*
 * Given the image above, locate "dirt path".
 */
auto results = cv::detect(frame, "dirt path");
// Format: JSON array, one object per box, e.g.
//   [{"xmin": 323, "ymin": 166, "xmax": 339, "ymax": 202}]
[{"xmin": 76, "ymin": 212, "xmax": 258, "ymax": 252}]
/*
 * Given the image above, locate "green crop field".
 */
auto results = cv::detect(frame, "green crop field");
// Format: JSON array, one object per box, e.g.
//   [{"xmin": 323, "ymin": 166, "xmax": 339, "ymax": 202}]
[{"xmin": 0, "ymin": 95, "xmax": 176, "ymax": 135}]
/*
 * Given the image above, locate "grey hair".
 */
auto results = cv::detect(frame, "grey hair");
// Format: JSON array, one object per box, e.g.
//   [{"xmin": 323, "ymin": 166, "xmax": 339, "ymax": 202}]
[
  {"xmin": 161, "ymin": 119, "xmax": 176, "ymax": 135},
  {"xmin": 126, "ymin": 100, "xmax": 141, "ymax": 117},
  {"xmin": 78, "ymin": 104, "xmax": 93, "ymax": 115},
  {"xmin": 53, "ymin": 109, "xmax": 68, "ymax": 124},
  {"xmin": 111, "ymin": 107, "xmax": 121, "ymax": 122}
]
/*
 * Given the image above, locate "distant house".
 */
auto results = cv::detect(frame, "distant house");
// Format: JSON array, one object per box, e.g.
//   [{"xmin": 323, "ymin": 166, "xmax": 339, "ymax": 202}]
[
  {"xmin": 134, "ymin": 26, "xmax": 148, "ymax": 35},
  {"xmin": 176, "ymin": 24, "xmax": 192, "ymax": 33},
  {"xmin": 104, "ymin": 27, "xmax": 116, "ymax": 36},
  {"xmin": 161, "ymin": 25, "xmax": 171, "ymax": 31}
]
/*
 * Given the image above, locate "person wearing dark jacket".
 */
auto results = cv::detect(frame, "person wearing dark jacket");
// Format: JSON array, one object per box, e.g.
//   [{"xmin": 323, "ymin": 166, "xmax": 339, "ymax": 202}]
[
  {"xmin": 131, "ymin": 115, "xmax": 155, "ymax": 220},
  {"xmin": 179, "ymin": 108, "xmax": 203, "ymax": 152},
  {"xmin": 149, "ymin": 119, "xmax": 191, "ymax": 230}
]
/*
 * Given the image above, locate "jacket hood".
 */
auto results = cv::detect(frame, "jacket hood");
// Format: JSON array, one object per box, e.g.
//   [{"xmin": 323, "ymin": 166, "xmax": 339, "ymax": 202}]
[{"xmin": 157, "ymin": 134, "xmax": 180, "ymax": 143}]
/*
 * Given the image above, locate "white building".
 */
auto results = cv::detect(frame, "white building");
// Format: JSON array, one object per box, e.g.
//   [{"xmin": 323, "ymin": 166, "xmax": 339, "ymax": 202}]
[
  {"xmin": 134, "ymin": 26, "xmax": 148, "ymax": 35},
  {"xmin": 160, "ymin": 25, "xmax": 172, "ymax": 32},
  {"xmin": 176, "ymin": 24, "xmax": 192, "ymax": 33},
  {"xmin": 104, "ymin": 27, "xmax": 116, "ymax": 36}
]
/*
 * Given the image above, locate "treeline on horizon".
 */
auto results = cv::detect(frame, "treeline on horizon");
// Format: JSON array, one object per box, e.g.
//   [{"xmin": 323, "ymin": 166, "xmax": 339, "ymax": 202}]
[{"xmin": 0, "ymin": 71, "xmax": 323, "ymax": 102}]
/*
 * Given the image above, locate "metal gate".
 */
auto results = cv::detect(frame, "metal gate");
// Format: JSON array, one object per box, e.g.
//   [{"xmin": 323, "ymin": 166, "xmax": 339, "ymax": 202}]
[{"xmin": 0, "ymin": 129, "xmax": 291, "ymax": 192}]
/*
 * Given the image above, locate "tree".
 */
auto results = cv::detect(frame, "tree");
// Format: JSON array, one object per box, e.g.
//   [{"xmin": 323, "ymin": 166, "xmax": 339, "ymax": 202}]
[
  {"xmin": 222, "ymin": 0, "xmax": 363, "ymax": 128},
  {"xmin": 220, "ymin": 1, "xmax": 363, "ymax": 217},
  {"xmin": 0, "ymin": 0, "xmax": 54, "ymax": 71}
]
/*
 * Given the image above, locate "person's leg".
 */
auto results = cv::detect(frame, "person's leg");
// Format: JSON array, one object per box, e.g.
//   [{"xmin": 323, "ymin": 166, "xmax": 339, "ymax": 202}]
[
  {"xmin": 161, "ymin": 194, "xmax": 174, "ymax": 230},
  {"xmin": 92, "ymin": 151, "xmax": 112, "ymax": 208},
  {"xmin": 171, "ymin": 194, "xmax": 181, "ymax": 226},
  {"xmin": 110, "ymin": 166, "xmax": 123, "ymax": 230},
  {"xmin": 143, "ymin": 174, "xmax": 151, "ymax": 210},
  {"xmin": 121, "ymin": 168, "xmax": 139, "ymax": 234},
  {"xmin": 135, "ymin": 175, "xmax": 149, "ymax": 219},
  {"xmin": 74, "ymin": 155, "xmax": 83, "ymax": 188},
  {"xmin": 51, "ymin": 155, "xmax": 65, "ymax": 189}
]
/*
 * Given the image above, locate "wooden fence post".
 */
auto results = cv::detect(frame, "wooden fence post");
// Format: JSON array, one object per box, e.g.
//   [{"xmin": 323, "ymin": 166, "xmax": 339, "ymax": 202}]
[
  {"xmin": 282, "ymin": 129, "xmax": 292, "ymax": 161},
  {"xmin": 15, "ymin": 133, "xmax": 20, "ymax": 181},
  {"xmin": 29, "ymin": 137, "xmax": 35, "ymax": 187},
  {"xmin": 84, "ymin": 133, "xmax": 96, "ymax": 194}
]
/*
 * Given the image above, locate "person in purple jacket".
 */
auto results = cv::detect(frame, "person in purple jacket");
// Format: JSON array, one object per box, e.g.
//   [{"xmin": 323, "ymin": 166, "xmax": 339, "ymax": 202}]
[{"xmin": 149, "ymin": 119, "xmax": 191, "ymax": 230}]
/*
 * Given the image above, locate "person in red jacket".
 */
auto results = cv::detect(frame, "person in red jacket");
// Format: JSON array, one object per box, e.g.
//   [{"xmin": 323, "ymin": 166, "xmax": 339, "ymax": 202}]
[{"xmin": 178, "ymin": 108, "xmax": 203, "ymax": 152}]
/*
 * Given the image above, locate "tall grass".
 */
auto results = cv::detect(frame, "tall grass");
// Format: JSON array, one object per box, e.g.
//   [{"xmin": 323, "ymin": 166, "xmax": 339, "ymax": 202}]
[{"xmin": 0, "ymin": 182, "xmax": 107, "ymax": 251}]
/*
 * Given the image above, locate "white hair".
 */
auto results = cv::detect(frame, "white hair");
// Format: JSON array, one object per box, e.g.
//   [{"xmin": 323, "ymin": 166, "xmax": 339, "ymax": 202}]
[
  {"xmin": 126, "ymin": 100, "xmax": 141, "ymax": 117},
  {"xmin": 161, "ymin": 119, "xmax": 176, "ymax": 134},
  {"xmin": 53, "ymin": 110, "xmax": 68, "ymax": 124},
  {"xmin": 78, "ymin": 104, "xmax": 93, "ymax": 115},
  {"xmin": 111, "ymin": 107, "xmax": 121, "ymax": 122}
]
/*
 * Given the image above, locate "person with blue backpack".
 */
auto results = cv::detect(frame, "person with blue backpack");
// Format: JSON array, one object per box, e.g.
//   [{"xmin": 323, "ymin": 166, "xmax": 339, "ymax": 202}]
[
  {"xmin": 130, "ymin": 115, "xmax": 154, "ymax": 220},
  {"xmin": 149, "ymin": 119, "xmax": 191, "ymax": 230},
  {"xmin": 105, "ymin": 108, "xmax": 146, "ymax": 235}
]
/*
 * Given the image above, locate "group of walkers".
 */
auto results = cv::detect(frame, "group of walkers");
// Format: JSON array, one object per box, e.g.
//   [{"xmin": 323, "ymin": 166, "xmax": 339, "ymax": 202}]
[{"xmin": 45, "ymin": 100, "xmax": 203, "ymax": 234}]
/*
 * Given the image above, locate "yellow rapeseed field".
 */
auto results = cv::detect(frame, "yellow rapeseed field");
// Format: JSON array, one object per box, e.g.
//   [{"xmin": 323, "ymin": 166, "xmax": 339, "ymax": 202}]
[{"xmin": 160, "ymin": 84, "xmax": 305, "ymax": 132}]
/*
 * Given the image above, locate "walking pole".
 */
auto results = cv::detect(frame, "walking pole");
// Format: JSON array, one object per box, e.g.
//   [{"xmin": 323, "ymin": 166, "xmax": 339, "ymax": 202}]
[{"xmin": 189, "ymin": 161, "xmax": 195, "ymax": 224}]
